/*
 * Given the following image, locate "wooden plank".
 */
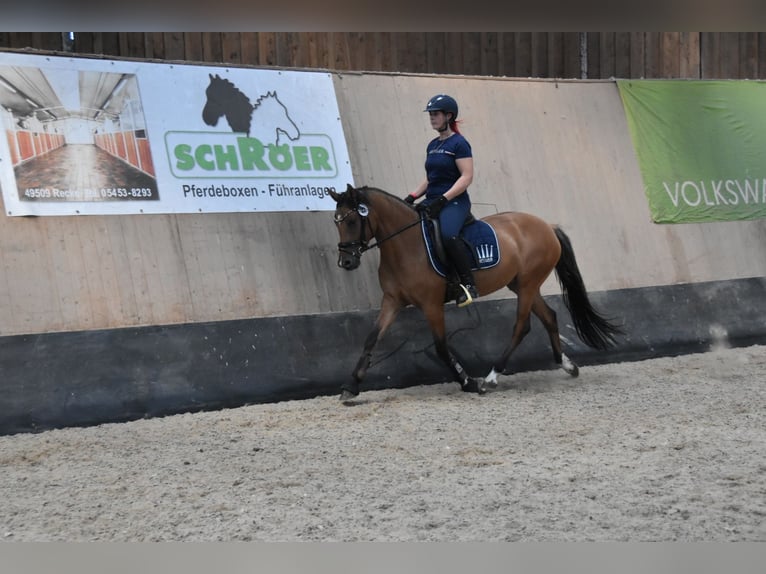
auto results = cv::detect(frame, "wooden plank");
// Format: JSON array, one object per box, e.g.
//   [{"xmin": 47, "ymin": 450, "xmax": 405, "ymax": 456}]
[
  {"xmin": 93, "ymin": 33, "xmax": 120, "ymax": 57},
  {"xmin": 282, "ymin": 32, "xmax": 304, "ymax": 68},
  {"xmin": 739, "ymin": 32, "xmax": 758, "ymax": 79},
  {"xmin": 162, "ymin": 32, "xmax": 185, "ymax": 61},
  {"xmin": 73, "ymin": 32, "xmax": 95, "ymax": 55},
  {"xmin": 679, "ymin": 32, "xmax": 700, "ymax": 78},
  {"xmin": 221, "ymin": 32, "xmax": 242, "ymax": 64},
  {"xmin": 759, "ymin": 33, "xmax": 766, "ymax": 79},
  {"xmin": 71, "ymin": 217, "xmax": 123, "ymax": 328},
  {"xmin": 586, "ymin": 32, "xmax": 600, "ymax": 79},
  {"xmin": 393, "ymin": 33, "xmax": 410, "ymax": 72},
  {"xmin": 720, "ymin": 32, "xmax": 740, "ymax": 78},
  {"xmin": 325, "ymin": 33, "xmax": 337, "ymax": 71},
  {"xmin": 9, "ymin": 33, "xmax": 33, "ymax": 49},
  {"xmin": 275, "ymin": 32, "xmax": 293, "ymax": 67},
  {"xmin": 531, "ymin": 32, "xmax": 548, "ymax": 78},
  {"xmin": 240, "ymin": 33, "xmax": 259, "ymax": 66},
  {"xmin": 563, "ymin": 32, "xmax": 581, "ymax": 78},
  {"xmin": 364, "ymin": 32, "xmax": 384, "ymax": 72},
  {"xmin": 661, "ymin": 32, "xmax": 681, "ymax": 78},
  {"xmin": 480, "ymin": 33, "xmax": 499, "ymax": 77},
  {"xmin": 183, "ymin": 32, "xmax": 203, "ymax": 63},
  {"xmin": 643, "ymin": 32, "xmax": 661, "ymax": 78},
  {"xmin": 498, "ymin": 33, "xmax": 515, "ymax": 77},
  {"xmin": 0, "ymin": 218, "xmax": 62, "ymax": 334},
  {"xmin": 426, "ymin": 32, "xmax": 447, "ymax": 74},
  {"xmin": 461, "ymin": 32, "xmax": 482, "ymax": 76},
  {"xmin": 445, "ymin": 33, "xmax": 463, "ymax": 75},
  {"xmin": 31, "ymin": 33, "xmax": 62, "ymax": 51},
  {"xmin": 118, "ymin": 33, "xmax": 130, "ymax": 57},
  {"xmin": 700, "ymin": 32, "xmax": 721, "ymax": 78},
  {"xmin": 615, "ymin": 32, "xmax": 632, "ymax": 78},
  {"xmin": 144, "ymin": 32, "xmax": 165, "ymax": 60},
  {"xmin": 515, "ymin": 32, "xmax": 532, "ymax": 77},
  {"xmin": 256, "ymin": 32, "xmax": 276, "ymax": 66},
  {"xmin": 124, "ymin": 32, "xmax": 147, "ymax": 59},
  {"xmin": 333, "ymin": 32, "xmax": 352, "ymax": 71},
  {"xmin": 547, "ymin": 32, "xmax": 565, "ymax": 78},
  {"xmin": 600, "ymin": 32, "xmax": 616, "ymax": 78},
  {"xmin": 410, "ymin": 32, "xmax": 429, "ymax": 74},
  {"xmin": 377, "ymin": 33, "xmax": 392, "ymax": 72},
  {"xmin": 202, "ymin": 32, "xmax": 223, "ymax": 64},
  {"xmin": 629, "ymin": 32, "xmax": 645, "ymax": 78}
]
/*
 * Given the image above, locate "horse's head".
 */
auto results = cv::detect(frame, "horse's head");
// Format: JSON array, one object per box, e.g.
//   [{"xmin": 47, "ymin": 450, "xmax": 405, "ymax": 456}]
[
  {"xmin": 202, "ymin": 74, "xmax": 253, "ymax": 135},
  {"xmin": 329, "ymin": 184, "xmax": 372, "ymax": 270},
  {"xmin": 252, "ymin": 91, "xmax": 301, "ymax": 145}
]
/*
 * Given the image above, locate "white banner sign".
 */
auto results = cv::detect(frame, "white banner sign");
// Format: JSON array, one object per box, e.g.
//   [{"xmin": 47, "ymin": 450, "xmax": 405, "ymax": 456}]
[{"xmin": 0, "ymin": 51, "xmax": 354, "ymax": 216}]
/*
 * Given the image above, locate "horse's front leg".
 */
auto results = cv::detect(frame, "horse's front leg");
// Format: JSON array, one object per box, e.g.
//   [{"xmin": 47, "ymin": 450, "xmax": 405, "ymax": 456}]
[
  {"xmin": 422, "ymin": 302, "xmax": 486, "ymax": 395},
  {"xmin": 341, "ymin": 294, "xmax": 402, "ymax": 402}
]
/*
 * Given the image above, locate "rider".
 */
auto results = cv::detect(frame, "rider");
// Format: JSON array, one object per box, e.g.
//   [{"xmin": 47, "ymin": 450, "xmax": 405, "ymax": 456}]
[{"xmin": 404, "ymin": 94, "xmax": 478, "ymax": 307}]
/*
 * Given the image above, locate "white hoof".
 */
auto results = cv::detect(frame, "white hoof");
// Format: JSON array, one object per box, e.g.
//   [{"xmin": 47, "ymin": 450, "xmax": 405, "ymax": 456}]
[
  {"xmin": 484, "ymin": 368, "xmax": 499, "ymax": 388},
  {"xmin": 561, "ymin": 353, "xmax": 579, "ymax": 377}
]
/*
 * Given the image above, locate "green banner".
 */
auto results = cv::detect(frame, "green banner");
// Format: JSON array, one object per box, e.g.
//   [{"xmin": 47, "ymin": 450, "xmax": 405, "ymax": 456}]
[{"xmin": 617, "ymin": 79, "xmax": 766, "ymax": 223}]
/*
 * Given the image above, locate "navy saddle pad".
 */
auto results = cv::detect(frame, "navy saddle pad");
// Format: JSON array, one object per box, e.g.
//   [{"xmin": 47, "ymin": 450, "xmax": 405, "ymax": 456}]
[{"xmin": 421, "ymin": 218, "xmax": 501, "ymax": 278}]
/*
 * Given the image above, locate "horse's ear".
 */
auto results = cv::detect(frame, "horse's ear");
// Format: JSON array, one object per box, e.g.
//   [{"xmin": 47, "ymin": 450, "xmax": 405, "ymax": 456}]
[
  {"xmin": 209, "ymin": 73, "xmax": 213, "ymax": 79},
  {"xmin": 346, "ymin": 183, "xmax": 360, "ymax": 203},
  {"xmin": 328, "ymin": 189, "xmax": 340, "ymax": 203}
]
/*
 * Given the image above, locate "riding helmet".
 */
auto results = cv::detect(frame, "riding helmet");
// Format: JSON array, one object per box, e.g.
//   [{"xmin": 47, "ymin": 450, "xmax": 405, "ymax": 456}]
[{"xmin": 424, "ymin": 94, "xmax": 458, "ymax": 120}]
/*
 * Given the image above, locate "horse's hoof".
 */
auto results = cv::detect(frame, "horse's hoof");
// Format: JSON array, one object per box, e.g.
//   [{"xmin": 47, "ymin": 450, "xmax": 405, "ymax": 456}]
[
  {"xmin": 568, "ymin": 365, "xmax": 580, "ymax": 378},
  {"xmin": 461, "ymin": 378, "xmax": 487, "ymax": 395},
  {"xmin": 483, "ymin": 368, "xmax": 500, "ymax": 388},
  {"xmin": 340, "ymin": 389, "xmax": 359, "ymax": 404},
  {"xmin": 562, "ymin": 353, "xmax": 579, "ymax": 378}
]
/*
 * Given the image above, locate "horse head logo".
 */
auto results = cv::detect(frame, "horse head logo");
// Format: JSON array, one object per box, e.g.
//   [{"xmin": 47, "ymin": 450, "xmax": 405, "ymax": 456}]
[{"xmin": 202, "ymin": 73, "xmax": 300, "ymax": 145}]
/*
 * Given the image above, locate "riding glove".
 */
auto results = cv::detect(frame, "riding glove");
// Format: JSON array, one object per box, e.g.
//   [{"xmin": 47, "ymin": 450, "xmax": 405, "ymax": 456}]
[
  {"xmin": 425, "ymin": 195, "xmax": 448, "ymax": 218},
  {"xmin": 404, "ymin": 194, "xmax": 416, "ymax": 205}
]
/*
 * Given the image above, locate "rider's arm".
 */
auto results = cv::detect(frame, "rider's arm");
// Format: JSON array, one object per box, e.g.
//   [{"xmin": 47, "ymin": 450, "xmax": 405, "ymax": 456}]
[
  {"xmin": 443, "ymin": 157, "xmax": 474, "ymax": 201},
  {"xmin": 409, "ymin": 178, "xmax": 429, "ymax": 200}
]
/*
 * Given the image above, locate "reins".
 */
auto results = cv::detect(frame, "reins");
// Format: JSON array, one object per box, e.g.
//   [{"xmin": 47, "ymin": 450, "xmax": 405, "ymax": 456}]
[
  {"xmin": 361, "ymin": 216, "xmax": 422, "ymax": 252},
  {"xmin": 335, "ymin": 201, "xmax": 422, "ymax": 258}
]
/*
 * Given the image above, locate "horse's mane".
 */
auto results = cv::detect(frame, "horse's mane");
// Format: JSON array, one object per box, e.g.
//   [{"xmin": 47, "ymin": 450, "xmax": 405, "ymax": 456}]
[
  {"xmin": 339, "ymin": 186, "xmax": 416, "ymax": 221},
  {"xmin": 252, "ymin": 90, "xmax": 279, "ymax": 111},
  {"xmin": 354, "ymin": 185, "xmax": 409, "ymax": 206},
  {"xmin": 208, "ymin": 75, "xmax": 252, "ymax": 111}
]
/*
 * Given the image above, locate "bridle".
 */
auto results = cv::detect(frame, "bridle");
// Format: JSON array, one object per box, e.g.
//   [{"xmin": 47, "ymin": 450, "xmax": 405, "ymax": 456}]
[{"xmin": 334, "ymin": 202, "xmax": 422, "ymax": 262}]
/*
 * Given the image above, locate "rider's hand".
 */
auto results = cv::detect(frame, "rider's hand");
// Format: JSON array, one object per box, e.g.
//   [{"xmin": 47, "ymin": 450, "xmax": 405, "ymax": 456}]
[
  {"xmin": 404, "ymin": 194, "xmax": 417, "ymax": 205},
  {"xmin": 425, "ymin": 195, "xmax": 447, "ymax": 218}
]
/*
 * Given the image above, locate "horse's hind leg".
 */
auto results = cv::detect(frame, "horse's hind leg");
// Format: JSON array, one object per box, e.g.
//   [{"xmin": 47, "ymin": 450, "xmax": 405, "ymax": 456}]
[
  {"xmin": 530, "ymin": 293, "xmax": 579, "ymax": 377},
  {"xmin": 484, "ymin": 285, "xmax": 535, "ymax": 387},
  {"xmin": 341, "ymin": 294, "xmax": 402, "ymax": 402}
]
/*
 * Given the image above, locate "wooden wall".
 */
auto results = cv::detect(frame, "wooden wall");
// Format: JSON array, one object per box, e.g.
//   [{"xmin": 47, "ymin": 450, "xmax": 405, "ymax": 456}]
[{"xmin": 2, "ymin": 32, "xmax": 766, "ymax": 79}]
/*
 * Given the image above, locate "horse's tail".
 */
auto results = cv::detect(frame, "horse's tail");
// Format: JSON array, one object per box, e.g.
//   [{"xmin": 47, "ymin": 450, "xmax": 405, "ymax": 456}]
[{"xmin": 553, "ymin": 226, "xmax": 623, "ymax": 350}]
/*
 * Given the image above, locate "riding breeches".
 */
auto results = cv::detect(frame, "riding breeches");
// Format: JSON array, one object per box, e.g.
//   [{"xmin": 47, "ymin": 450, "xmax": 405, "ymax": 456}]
[{"xmin": 427, "ymin": 192, "xmax": 471, "ymax": 238}]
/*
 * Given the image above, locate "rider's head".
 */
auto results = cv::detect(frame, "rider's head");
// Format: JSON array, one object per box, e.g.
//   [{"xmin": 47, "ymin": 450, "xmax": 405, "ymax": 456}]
[{"xmin": 424, "ymin": 94, "xmax": 460, "ymax": 133}]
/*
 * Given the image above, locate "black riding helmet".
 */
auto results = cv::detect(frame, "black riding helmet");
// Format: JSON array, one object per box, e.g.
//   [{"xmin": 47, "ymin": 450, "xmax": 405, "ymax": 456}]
[{"xmin": 424, "ymin": 94, "xmax": 458, "ymax": 121}]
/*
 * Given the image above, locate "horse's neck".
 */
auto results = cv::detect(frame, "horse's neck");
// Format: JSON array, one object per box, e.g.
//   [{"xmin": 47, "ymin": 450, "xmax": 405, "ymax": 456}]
[{"xmin": 368, "ymin": 191, "xmax": 419, "ymax": 241}]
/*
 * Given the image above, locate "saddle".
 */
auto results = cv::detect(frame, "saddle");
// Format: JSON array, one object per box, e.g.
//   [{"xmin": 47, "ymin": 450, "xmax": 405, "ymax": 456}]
[{"xmin": 420, "ymin": 212, "xmax": 501, "ymax": 301}]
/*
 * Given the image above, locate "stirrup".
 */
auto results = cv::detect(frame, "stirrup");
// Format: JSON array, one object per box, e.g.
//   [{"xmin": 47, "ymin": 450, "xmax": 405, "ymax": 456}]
[{"xmin": 456, "ymin": 284, "xmax": 477, "ymax": 308}]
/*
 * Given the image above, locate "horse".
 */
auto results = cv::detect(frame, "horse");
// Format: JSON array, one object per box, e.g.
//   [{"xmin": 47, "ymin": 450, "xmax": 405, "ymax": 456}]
[
  {"xmin": 201, "ymin": 74, "xmax": 300, "ymax": 145},
  {"xmin": 329, "ymin": 184, "xmax": 624, "ymax": 403}
]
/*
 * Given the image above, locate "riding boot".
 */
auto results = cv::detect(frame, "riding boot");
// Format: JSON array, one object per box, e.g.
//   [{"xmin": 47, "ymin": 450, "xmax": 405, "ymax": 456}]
[{"xmin": 444, "ymin": 237, "xmax": 478, "ymax": 307}]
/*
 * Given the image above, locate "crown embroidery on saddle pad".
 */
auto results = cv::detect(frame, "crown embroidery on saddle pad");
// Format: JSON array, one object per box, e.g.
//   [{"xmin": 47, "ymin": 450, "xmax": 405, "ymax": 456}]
[{"xmin": 421, "ymin": 218, "xmax": 501, "ymax": 277}]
